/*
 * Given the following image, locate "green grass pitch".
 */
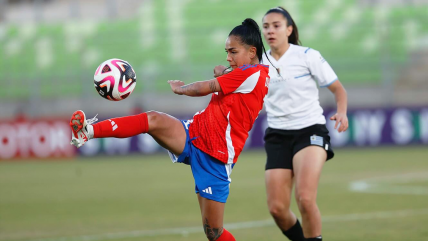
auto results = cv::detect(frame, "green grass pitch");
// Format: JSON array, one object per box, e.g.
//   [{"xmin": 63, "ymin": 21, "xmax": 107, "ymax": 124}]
[{"xmin": 1, "ymin": 147, "xmax": 428, "ymax": 241}]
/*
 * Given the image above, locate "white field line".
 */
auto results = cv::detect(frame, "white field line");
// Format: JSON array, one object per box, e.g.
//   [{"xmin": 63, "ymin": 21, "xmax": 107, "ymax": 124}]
[
  {"xmin": 16, "ymin": 208, "xmax": 428, "ymax": 241},
  {"xmin": 349, "ymin": 172, "xmax": 428, "ymax": 195}
]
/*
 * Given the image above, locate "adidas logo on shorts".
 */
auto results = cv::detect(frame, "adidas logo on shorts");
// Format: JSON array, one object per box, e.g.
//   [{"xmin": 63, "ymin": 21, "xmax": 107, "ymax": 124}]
[{"xmin": 201, "ymin": 187, "xmax": 212, "ymax": 194}]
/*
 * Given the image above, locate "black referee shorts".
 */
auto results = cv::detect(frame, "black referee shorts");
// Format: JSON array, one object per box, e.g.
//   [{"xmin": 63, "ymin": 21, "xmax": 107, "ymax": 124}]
[{"xmin": 264, "ymin": 124, "xmax": 334, "ymax": 170}]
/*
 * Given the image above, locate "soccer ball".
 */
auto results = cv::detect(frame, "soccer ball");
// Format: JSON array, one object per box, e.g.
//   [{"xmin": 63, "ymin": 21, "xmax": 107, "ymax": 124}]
[{"xmin": 94, "ymin": 58, "xmax": 137, "ymax": 101}]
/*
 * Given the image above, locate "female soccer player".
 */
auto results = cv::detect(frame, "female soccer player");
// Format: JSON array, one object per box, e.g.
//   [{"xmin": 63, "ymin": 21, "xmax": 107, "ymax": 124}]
[
  {"xmin": 70, "ymin": 18, "xmax": 270, "ymax": 241},
  {"xmin": 261, "ymin": 7, "xmax": 348, "ymax": 241}
]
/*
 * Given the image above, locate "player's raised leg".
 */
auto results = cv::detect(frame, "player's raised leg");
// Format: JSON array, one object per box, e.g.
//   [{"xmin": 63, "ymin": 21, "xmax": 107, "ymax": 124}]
[
  {"xmin": 70, "ymin": 110, "xmax": 186, "ymax": 156},
  {"xmin": 145, "ymin": 111, "xmax": 186, "ymax": 155}
]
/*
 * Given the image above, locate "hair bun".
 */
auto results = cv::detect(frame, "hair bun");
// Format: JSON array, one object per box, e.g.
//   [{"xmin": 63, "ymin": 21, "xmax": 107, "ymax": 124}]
[
  {"xmin": 242, "ymin": 18, "xmax": 251, "ymax": 26},
  {"xmin": 242, "ymin": 18, "xmax": 260, "ymax": 32}
]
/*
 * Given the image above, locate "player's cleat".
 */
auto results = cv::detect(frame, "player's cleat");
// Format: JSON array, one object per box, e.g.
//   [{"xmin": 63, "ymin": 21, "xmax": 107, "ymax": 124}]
[{"xmin": 70, "ymin": 110, "xmax": 98, "ymax": 148}]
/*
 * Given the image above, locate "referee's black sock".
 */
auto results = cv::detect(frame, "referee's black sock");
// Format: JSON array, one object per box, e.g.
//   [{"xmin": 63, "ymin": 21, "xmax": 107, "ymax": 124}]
[
  {"xmin": 282, "ymin": 219, "xmax": 305, "ymax": 241},
  {"xmin": 306, "ymin": 235, "xmax": 322, "ymax": 240}
]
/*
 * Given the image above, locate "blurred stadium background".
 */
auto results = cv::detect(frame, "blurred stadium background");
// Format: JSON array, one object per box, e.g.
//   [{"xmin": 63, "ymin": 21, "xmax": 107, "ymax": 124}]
[{"xmin": 1, "ymin": 0, "xmax": 428, "ymax": 240}]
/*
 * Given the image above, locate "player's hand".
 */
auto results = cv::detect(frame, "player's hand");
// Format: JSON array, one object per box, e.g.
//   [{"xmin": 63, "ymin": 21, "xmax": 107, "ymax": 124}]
[
  {"xmin": 168, "ymin": 80, "xmax": 185, "ymax": 95},
  {"xmin": 330, "ymin": 112, "xmax": 348, "ymax": 133},
  {"xmin": 213, "ymin": 65, "xmax": 229, "ymax": 77}
]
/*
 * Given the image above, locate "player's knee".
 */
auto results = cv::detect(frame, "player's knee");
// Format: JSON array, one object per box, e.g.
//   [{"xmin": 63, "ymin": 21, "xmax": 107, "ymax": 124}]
[
  {"xmin": 146, "ymin": 111, "xmax": 163, "ymax": 130},
  {"xmin": 296, "ymin": 193, "xmax": 317, "ymax": 213},
  {"xmin": 268, "ymin": 200, "xmax": 290, "ymax": 218}
]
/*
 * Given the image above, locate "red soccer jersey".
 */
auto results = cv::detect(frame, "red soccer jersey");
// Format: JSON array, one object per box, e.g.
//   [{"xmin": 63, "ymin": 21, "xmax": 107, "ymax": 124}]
[{"xmin": 189, "ymin": 64, "xmax": 270, "ymax": 164}]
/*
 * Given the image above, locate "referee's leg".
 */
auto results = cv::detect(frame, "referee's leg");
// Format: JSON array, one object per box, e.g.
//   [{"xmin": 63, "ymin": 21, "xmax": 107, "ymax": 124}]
[
  {"xmin": 293, "ymin": 146, "xmax": 326, "ymax": 239},
  {"xmin": 265, "ymin": 169, "xmax": 297, "ymax": 231}
]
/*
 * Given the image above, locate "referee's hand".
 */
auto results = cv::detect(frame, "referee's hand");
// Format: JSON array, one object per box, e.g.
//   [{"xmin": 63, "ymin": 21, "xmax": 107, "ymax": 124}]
[{"xmin": 330, "ymin": 113, "xmax": 348, "ymax": 133}]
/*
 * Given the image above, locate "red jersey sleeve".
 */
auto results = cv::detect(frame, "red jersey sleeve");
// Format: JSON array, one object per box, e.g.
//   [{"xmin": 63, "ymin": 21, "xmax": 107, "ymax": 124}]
[{"xmin": 216, "ymin": 68, "xmax": 248, "ymax": 95}]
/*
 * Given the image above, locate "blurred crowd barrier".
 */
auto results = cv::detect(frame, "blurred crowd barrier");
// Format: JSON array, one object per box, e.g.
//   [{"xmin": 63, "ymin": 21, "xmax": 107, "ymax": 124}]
[
  {"xmin": 1, "ymin": 106, "xmax": 427, "ymax": 160},
  {"xmin": 0, "ymin": 116, "xmax": 74, "ymax": 159}
]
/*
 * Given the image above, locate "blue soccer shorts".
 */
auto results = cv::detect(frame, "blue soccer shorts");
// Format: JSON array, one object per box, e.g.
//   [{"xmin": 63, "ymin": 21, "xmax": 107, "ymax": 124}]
[{"xmin": 168, "ymin": 120, "xmax": 234, "ymax": 203}]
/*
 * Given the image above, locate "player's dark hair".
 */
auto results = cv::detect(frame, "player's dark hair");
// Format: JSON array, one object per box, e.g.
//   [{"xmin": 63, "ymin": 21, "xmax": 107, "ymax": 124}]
[
  {"xmin": 264, "ymin": 6, "xmax": 301, "ymax": 45},
  {"xmin": 228, "ymin": 18, "xmax": 278, "ymax": 73}
]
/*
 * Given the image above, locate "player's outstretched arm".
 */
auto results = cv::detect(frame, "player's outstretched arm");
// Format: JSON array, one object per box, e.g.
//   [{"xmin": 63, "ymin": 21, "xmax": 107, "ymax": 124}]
[{"xmin": 168, "ymin": 79, "xmax": 222, "ymax": 96}]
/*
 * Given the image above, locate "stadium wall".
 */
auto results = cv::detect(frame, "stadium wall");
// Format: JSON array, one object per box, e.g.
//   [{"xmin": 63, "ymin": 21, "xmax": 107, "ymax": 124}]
[{"xmin": 1, "ymin": 106, "xmax": 427, "ymax": 160}]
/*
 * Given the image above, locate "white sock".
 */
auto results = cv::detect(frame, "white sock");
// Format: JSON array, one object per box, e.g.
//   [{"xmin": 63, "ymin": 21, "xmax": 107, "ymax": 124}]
[{"xmin": 87, "ymin": 124, "xmax": 94, "ymax": 139}]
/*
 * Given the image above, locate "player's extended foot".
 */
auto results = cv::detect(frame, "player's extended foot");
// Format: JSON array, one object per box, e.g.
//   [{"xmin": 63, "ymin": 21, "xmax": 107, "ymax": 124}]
[{"xmin": 70, "ymin": 110, "xmax": 98, "ymax": 148}]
